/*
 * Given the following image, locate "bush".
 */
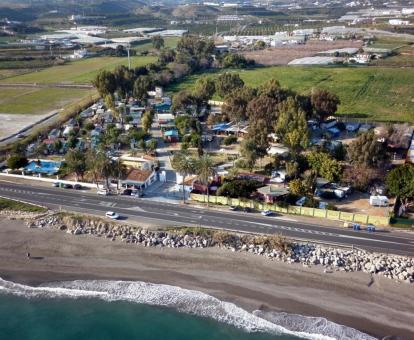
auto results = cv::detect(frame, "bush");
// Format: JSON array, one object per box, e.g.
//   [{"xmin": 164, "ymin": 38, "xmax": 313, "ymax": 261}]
[
  {"xmin": 223, "ymin": 135, "xmax": 237, "ymax": 145},
  {"xmin": 7, "ymin": 154, "xmax": 28, "ymax": 169}
]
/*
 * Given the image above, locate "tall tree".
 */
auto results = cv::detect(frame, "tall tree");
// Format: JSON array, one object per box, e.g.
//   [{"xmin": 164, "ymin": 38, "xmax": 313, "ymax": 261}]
[
  {"xmin": 151, "ymin": 35, "xmax": 164, "ymax": 50},
  {"xmin": 65, "ymin": 149, "xmax": 86, "ymax": 181},
  {"xmin": 240, "ymin": 138, "xmax": 258, "ymax": 171},
  {"xmin": 195, "ymin": 154, "xmax": 215, "ymax": 205},
  {"xmin": 215, "ymin": 72, "xmax": 244, "ymax": 98},
  {"xmin": 275, "ymin": 97, "xmax": 309, "ymax": 153},
  {"xmin": 310, "ymin": 88, "xmax": 340, "ymax": 122},
  {"xmin": 141, "ymin": 110, "xmax": 155, "ymax": 133},
  {"xmin": 193, "ymin": 76, "xmax": 215, "ymax": 102},
  {"xmin": 171, "ymin": 151, "xmax": 195, "ymax": 203},
  {"xmin": 133, "ymin": 75, "xmax": 153, "ymax": 102},
  {"xmin": 386, "ymin": 164, "xmax": 414, "ymax": 214},
  {"xmin": 347, "ymin": 130, "xmax": 388, "ymax": 168},
  {"xmin": 257, "ymin": 79, "xmax": 290, "ymax": 104},
  {"xmin": 92, "ymin": 70, "xmax": 116, "ymax": 98},
  {"xmin": 222, "ymin": 86, "xmax": 256, "ymax": 125}
]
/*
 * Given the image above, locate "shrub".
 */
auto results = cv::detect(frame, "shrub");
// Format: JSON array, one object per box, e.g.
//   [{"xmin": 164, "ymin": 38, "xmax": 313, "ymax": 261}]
[{"xmin": 223, "ymin": 135, "xmax": 237, "ymax": 145}]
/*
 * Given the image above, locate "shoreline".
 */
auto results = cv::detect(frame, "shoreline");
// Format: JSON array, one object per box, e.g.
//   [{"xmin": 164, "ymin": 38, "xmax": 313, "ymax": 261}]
[{"xmin": 1, "ymin": 218, "xmax": 413, "ymax": 339}]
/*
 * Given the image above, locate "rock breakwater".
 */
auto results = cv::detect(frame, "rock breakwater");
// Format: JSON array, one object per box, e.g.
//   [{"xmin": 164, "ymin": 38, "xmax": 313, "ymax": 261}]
[{"xmin": 26, "ymin": 213, "xmax": 414, "ymax": 284}]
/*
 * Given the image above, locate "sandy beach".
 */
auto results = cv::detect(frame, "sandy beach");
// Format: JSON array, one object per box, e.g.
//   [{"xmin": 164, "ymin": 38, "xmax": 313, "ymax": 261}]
[{"xmin": 0, "ymin": 217, "xmax": 413, "ymax": 339}]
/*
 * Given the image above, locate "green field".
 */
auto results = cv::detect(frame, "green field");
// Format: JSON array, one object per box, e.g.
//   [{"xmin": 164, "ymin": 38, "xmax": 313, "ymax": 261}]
[
  {"xmin": 133, "ymin": 37, "xmax": 180, "ymax": 53},
  {"xmin": 0, "ymin": 198, "xmax": 47, "ymax": 213},
  {"xmin": 168, "ymin": 66, "xmax": 414, "ymax": 122},
  {"xmin": 0, "ymin": 55, "xmax": 156, "ymax": 85},
  {"xmin": 0, "ymin": 87, "xmax": 96, "ymax": 114}
]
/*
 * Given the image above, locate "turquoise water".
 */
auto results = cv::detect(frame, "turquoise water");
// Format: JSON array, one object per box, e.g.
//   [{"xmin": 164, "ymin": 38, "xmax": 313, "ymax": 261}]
[{"xmin": 0, "ymin": 294, "xmax": 298, "ymax": 340}]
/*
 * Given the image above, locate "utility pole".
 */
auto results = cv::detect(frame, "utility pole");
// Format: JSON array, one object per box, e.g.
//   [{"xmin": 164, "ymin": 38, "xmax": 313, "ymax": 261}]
[{"xmin": 127, "ymin": 43, "xmax": 131, "ymax": 70}]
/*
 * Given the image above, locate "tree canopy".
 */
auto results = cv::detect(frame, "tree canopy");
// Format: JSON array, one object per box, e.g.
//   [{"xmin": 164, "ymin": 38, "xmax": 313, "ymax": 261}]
[
  {"xmin": 386, "ymin": 164, "xmax": 414, "ymax": 213},
  {"xmin": 347, "ymin": 130, "xmax": 388, "ymax": 168}
]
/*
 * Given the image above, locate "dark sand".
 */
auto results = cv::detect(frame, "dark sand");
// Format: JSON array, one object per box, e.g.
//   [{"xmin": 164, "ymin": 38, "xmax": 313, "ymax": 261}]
[{"xmin": 0, "ymin": 218, "xmax": 413, "ymax": 339}]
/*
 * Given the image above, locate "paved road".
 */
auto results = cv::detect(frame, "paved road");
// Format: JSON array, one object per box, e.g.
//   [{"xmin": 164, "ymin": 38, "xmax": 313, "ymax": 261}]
[{"xmin": 1, "ymin": 181, "xmax": 414, "ymax": 256}]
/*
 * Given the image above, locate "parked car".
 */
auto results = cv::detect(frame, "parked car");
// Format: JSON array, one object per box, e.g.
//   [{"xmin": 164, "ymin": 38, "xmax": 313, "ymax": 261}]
[
  {"xmin": 105, "ymin": 211, "xmax": 119, "ymax": 220},
  {"xmin": 97, "ymin": 189, "xmax": 109, "ymax": 196},
  {"xmin": 122, "ymin": 189, "xmax": 132, "ymax": 196},
  {"xmin": 229, "ymin": 206, "xmax": 238, "ymax": 211},
  {"xmin": 63, "ymin": 184, "xmax": 73, "ymax": 189},
  {"xmin": 366, "ymin": 224, "xmax": 376, "ymax": 232},
  {"xmin": 243, "ymin": 207, "xmax": 252, "ymax": 213},
  {"xmin": 261, "ymin": 210, "xmax": 273, "ymax": 216},
  {"xmin": 74, "ymin": 184, "xmax": 82, "ymax": 190},
  {"xmin": 352, "ymin": 223, "xmax": 361, "ymax": 231},
  {"xmin": 52, "ymin": 182, "xmax": 60, "ymax": 187}
]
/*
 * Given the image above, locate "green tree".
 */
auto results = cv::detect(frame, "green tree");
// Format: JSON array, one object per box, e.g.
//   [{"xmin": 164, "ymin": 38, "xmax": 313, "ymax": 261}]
[
  {"xmin": 386, "ymin": 164, "xmax": 414, "ymax": 214},
  {"xmin": 65, "ymin": 149, "xmax": 86, "ymax": 181},
  {"xmin": 7, "ymin": 154, "xmax": 28, "ymax": 169},
  {"xmin": 141, "ymin": 110, "xmax": 155, "ymax": 133},
  {"xmin": 222, "ymin": 86, "xmax": 256, "ymax": 124},
  {"xmin": 215, "ymin": 72, "xmax": 244, "ymax": 98},
  {"xmin": 347, "ymin": 130, "xmax": 388, "ymax": 168},
  {"xmin": 151, "ymin": 35, "xmax": 164, "ymax": 50},
  {"xmin": 92, "ymin": 70, "xmax": 116, "ymax": 98},
  {"xmin": 195, "ymin": 154, "xmax": 215, "ymax": 205},
  {"xmin": 133, "ymin": 75, "xmax": 153, "ymax": 102},
  {"xmin": 288, "ymin": 178, "xmax": 307, "ymax": 196},
  {"xmin": 171, "ymin": 151, "xmax": 195, "ymax": 203},
  {"xmin": 240, "ymin": 138, "xmax": 258, "ymax": 171},
  {"xmin": 147, "ymin": 139, "xmax": 158, "ymax": 153},
  {"xmin": 307, "ymin": 151, "xmax": 342, "ymax": 182},
  {"xmin": 310, "ymin": 88, "xmax": 340, "ymax": 122},
  {"xmin": 275, "ymin": 97, "xmax": 309, "ymax": 153},
  {"xmin": 193, "ymin": 76, "xmax": 215, "ymax": 102},
  {"xmin": 172, "ymin": 90, "xmax": 195, "ymax": 113},
  {"xmin": 257, "ymin": 79, "xmax": 290, "ymax": 104}
]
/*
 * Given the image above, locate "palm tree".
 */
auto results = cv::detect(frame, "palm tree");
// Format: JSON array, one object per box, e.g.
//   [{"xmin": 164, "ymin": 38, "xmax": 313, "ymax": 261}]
[
  {"xmin": 195, "ymin": 154, "xmax": 215, "ymax": 206},
  {"xmin": 171, "ymin": 151, "xmax": 195, "ymax": 204},
  {"xmin": 112, "ymin": 158, "xmax": 128, "ymax": 192}
]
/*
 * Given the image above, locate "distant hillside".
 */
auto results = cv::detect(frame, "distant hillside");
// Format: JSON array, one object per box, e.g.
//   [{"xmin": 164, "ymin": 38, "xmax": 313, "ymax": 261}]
[{"xmin": 172, "ymin": 5, "xmax": 220, "ymax": 19}]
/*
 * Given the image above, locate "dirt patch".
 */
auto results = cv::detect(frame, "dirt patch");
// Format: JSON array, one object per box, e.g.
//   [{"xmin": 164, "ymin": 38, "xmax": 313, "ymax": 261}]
[
  {"xmin": 242, "ymin": 40, "xmax": 364, "ymax": 65},
  {"xmin": 0, "ymin": 112, "xmax": 51, "ymax": 140}
]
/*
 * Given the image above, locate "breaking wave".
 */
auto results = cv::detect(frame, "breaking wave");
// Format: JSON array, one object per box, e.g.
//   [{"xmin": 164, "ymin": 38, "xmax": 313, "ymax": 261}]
[{"xmin": 0, "ymin": 277, "xmax": 376, "ymax": 340}]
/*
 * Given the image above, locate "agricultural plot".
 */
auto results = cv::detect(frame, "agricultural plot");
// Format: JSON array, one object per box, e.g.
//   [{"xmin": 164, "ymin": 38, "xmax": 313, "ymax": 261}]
[
  {"xmin": 169, "ymin": 66, "xmax": 414, "ymax": 122},
  {"xmin": 0, "ymin": 87, "xmax": 95, "ymax": 115},
  {"xmin": 0, "ymin": 55, "xmax": 156, "ymax": 85}
]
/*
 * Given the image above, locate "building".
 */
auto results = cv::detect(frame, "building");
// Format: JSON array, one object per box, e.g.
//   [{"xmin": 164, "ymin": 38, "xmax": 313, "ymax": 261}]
[
  {"xmin": 120, "ymin": 154, "xmax": 154, "ymax": 171},
  {"xmin": 257, "ymin": 185, "xmax": 289, "ymax": 204},
  {"xmin": 389, "ymin": 19, "xmax": 410, "ymax": 26},
  {"xmin": 163, "ymin": 129, "xmax": 179, "ymax": 143},
  {"xmin": 122, "ymin": 169, "xmax": 157, "ymax": 190}
]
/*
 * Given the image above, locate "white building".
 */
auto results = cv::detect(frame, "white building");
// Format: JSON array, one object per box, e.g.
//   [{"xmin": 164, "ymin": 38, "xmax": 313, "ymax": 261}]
[{"xmin": 389, "ymin": 19, "xmax": 410, "ymax": 26}]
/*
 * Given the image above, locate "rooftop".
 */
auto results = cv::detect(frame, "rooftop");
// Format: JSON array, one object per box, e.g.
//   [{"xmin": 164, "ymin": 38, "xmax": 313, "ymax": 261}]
[{"xmin": 125, "ymin": 169, "xmax": 153, "ymax": 183}]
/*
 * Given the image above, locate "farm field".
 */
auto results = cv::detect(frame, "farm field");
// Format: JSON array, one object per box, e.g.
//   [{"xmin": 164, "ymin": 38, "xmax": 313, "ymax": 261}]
[
  {"xmin": 133, "ymin": 37, "xmax": 180, "ymax": 53},
  {"xmin": 0, "ymin": 55, "xmax": 156, "ymax": 85},
  {"xmin": 0, "ymin": 87, "xmax": 96, "ymax": 115},
  {"xmin": 169, "ymin": 66, "xmax": 414, "ymax": 122}
]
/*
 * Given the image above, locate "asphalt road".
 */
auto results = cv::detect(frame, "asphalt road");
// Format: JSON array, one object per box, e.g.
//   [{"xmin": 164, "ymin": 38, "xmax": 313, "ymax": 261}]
[{"xmin": 1, "ymin": 181, "xmax": 414, "ymax": 256}]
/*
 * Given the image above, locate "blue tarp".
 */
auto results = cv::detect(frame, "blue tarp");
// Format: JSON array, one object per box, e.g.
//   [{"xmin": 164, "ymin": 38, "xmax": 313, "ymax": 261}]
[
  {"xmin": 164, "ymin": 129, "xmax": 179, "ymax": 137},
  {"xmin": 212, "ymin": 123, "xmax": 231, "ymax": 131}
]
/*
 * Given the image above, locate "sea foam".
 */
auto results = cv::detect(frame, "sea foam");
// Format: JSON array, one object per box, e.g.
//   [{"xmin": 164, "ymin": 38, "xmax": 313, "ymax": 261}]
[{"xmin": 0, "ymin": 277, "xmax": 376, "ymax": 340}]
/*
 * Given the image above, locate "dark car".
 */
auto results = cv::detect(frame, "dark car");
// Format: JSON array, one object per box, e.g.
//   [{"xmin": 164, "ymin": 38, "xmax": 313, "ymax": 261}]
[
  {"xmin": 74, "ymin": 184, "xmax": 82, "ymax": 190},
  {"xmin": 122, "ymin": 189, "xmax": 132, "ymax": 196},
  {"xmin": 63, "ymin": 184, "xmax": 73, "ymax": 189},
  {"xmin": 243, "ymin": 207, "xmax": 252, "ymax": 213}
]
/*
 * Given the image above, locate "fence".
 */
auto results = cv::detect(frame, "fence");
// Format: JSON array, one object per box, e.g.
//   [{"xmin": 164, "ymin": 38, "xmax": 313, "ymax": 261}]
[{"xmin": 190, "ymin": 193, "xmax": 390, "ymax": 226}]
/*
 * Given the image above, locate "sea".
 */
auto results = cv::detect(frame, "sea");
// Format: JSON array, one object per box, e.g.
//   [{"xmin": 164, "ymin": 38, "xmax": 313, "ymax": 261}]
[{"xmin": 0, "ymin": 278, "xmax": 376, "ymax": 340}]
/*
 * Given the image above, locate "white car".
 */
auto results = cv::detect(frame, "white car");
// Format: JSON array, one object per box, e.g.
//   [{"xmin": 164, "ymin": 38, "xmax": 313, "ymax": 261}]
[
  {"xmin": 261, "ymin": 210, "xmax": 273, "ymax": 216},
  {"xmin": 97, "ymin": 189, "xmax": 109, "ymax": 196},
  {"xmin": 105, "ymin": 211, "xmax": 119, "ymax": 220}
]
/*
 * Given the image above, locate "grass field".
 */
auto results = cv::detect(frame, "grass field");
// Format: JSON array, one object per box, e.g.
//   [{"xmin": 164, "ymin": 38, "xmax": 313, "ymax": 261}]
[
  {"xmin": 168, "ymin": 66, "xmax": 414, "ymax": 122},
  {"xmin": 133, "ymin": 37, "xmax": 180, "ymax": 53},
  {"xmin": 0, "ymin": 55, "xmax": 156, "ymax": 85},
  {"xmin": 0, "ymin": 198, "xmax": 47, "ymax": 213},
  {"xmin": 0, "ymin": 87, "xmax": 96, "ymax": 115}
]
